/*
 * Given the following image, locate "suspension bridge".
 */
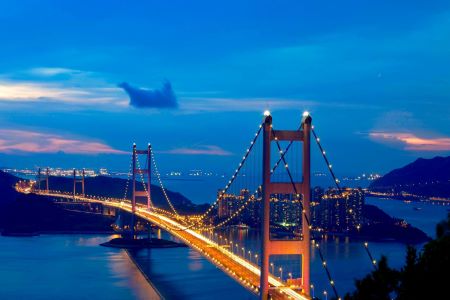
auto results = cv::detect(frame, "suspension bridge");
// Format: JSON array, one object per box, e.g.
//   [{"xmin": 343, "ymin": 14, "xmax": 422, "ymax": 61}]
[{"xmin": 17, "ymin": 111, "xmax": 376, "ymax": 300}]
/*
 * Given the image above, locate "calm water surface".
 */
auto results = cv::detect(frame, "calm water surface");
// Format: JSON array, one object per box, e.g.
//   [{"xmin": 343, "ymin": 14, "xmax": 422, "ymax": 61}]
[
  {"xmin": 0, "ymin": 234, "xmax": 158, "ymax": 300},
  {"xmin": 130, "ymin": 196, "xmax": 448, "ymax": 299},
  {"xmin": 1, "ymin": 189, "xmax": 448, "ymax": 299}
]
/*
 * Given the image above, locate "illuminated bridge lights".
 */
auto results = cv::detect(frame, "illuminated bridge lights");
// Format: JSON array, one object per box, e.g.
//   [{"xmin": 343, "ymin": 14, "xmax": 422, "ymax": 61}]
[
  {"xmin": 24, "ymin": 177, "xmax": 318, "ymax": 300},
  {"xmin": 16, "ymin": 115, "xmax": 380, "ymax": 300}
]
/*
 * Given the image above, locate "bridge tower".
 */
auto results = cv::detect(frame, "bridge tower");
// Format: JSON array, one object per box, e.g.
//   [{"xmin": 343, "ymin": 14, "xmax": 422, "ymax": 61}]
[
  {"xmin": 73, "ymin": 169, "xmax": 85, "ymax": 199},
  {"xmin": 46, "ymin": 168, "xmax": 49, "ymax": 193},
  {"xmin": 37, "ymin": 167, "xmax": 50, "ymax": 193},
  {"xmin": 37, "ymin": 167, "xmax": 42, "ymax": 192},
  {"xmin": 131, "ymin": 143, "xmax": 152, "ymax": 238},
  {"xmin": 260, "ymin": 112, "xmax": 312, "ymax": 300}
]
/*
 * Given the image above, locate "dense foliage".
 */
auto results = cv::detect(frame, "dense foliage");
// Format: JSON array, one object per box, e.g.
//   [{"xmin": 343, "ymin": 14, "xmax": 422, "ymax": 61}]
[{"xmin": 344, "ymin": 213, "xmax": 450, "ymax": 300}]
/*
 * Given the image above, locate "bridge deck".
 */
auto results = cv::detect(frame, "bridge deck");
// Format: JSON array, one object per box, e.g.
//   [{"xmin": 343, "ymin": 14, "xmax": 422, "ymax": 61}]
[{"xmin": 26, "ymin": 191, "xmax": 309, "ymax": 300}]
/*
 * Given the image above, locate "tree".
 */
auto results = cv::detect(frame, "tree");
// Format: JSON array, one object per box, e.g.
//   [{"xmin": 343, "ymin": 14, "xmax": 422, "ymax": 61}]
[
  {"xmin": 345, "ymin": 213, "xmax": 450, "ymax": 300},
  {"xmin": 396, "ymin": 246, "xmax": 419, "ymax": 300},
  {"xmin": 344, "ymin": 256, "xmax": 399, "ymax": 300}
]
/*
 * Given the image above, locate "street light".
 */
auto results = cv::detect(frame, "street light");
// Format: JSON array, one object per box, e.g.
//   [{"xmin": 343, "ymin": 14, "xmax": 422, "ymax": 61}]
[
  {"xmin": 270, "ymin": 262, "xmax": 274, "ymax": 274},
  {"xmin": 254, "ymin": 254, "xmax": 258, "ymax": 265},
  {"xmin": 279, "ymin": 267, "xmax": 283, "ymax": 281},
  {"xmin": 323, "ymin": 290, "xmax": 328, "ymax": 300},
  {"xmin": 248, "ymin": 250, "xmax": 251, "ymax": 261},
  {"xmin": 288, "ymin": 272, "xmax": 292, "ymax": 280},
  {"xmin": 310, "ymin": 284, "xmax": 315, "ymax": 298}
]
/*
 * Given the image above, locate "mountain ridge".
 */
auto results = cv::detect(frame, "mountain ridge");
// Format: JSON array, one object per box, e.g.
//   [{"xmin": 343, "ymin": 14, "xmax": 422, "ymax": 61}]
[{"xmin": 369, "ymin": 156, "xmax": 450, "ymax": 198}]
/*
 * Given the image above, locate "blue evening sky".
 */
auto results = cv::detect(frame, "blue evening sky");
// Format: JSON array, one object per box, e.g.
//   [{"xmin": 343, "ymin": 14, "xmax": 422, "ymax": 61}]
[{"xmin": 0, "ymin": 0, "xmax": 449, "ymax": 175}]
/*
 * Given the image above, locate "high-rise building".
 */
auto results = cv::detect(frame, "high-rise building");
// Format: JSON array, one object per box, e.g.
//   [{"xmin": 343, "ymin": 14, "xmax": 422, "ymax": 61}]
[
  {"xmin": 318, "ymin": 188, "xmax": 364, "ymax": 232},
  {"xmin": 311, "ymin": 186, "xmax": 324, "ymax": 226},
  {"xmin": 217, "ymin": 189, "xmax": 229, "ymax": 218}
]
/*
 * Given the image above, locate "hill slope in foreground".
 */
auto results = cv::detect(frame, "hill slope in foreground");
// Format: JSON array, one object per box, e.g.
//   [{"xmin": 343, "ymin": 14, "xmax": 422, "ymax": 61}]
[{"xmin": 369, "ymin": 156, "xmax": 450, "ymax": 199}]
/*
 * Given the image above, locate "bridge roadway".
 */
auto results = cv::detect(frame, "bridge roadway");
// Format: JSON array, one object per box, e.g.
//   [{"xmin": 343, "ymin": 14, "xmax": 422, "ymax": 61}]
[{"xmin": 27, "ymin": 190, "xmax": 309, "ymax": 300}]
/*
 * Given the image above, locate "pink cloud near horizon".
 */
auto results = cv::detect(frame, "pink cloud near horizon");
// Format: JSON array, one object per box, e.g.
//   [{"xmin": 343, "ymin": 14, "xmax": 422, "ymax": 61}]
[
  {"xmin": 0, "ymin": 129, "xmax": 126, "ymax": 154},
  {"xmin": 159, "ymin": 145, "xmax": 232, "ymax": 156},
  {"xmin": 369, "ymin": 131, "xmax": 450, "ymax": 151}
]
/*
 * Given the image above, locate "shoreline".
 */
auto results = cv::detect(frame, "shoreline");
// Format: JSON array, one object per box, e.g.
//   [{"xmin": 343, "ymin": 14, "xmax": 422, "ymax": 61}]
[
  {"xmin": 0, "ymin": 230, "xmax": 156, "ymax": 236},
  {"xmin": 39, "ymin": 230, "xmax": 117, "ymax": 234},
  {"xmin": 0, "ymin": 230, "xmax": 117, "ymax": 237},
  {"xmin": 125, "ymin": 249, "xmax": 164, "ymax": 300},
  {"xmin": 366, "ymin": 193, "xmax": 450, "ymax": 204}
]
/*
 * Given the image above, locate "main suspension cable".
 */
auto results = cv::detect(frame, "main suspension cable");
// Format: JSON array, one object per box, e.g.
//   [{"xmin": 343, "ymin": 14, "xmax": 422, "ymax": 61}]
[
  {"xmin": 197, "ymin": 123, "xmax": 263, "ymax": 221},
  {"xmin": 135, "ymin": 155, "xmax": 154, "ymax": 208},
  {"xmin": 271, "ymin": 128, "xmax": 340, "ymax": 300},
  {"xmin": 122, "ymin": 154, "xmax": 133, "ymax": 201},
  {"xmin": 150, "ymin": 150, "xmax": 179, "ymax": 216},
  {"xmin": 311, "ymin": 127, "xmax": 378, "ymax": 269}
]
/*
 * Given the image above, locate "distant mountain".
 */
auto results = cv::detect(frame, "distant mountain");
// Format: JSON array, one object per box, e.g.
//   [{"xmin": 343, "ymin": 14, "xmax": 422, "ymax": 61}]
[
  {"xmin": 0, "ymin": 171, "xmax": 209, "ymax": 215},
  {"xmin": 46, "ymin": 175, "xmax": 209, "ymax": 214},
  {"xmin": 0, "ymin": 171, "xmax": 114, "ymax": 233},
  {"xmin": 0, "ymin": 170, "xmax": 20, "ymax": 206},
  {"xmin": 0, "ymin": 171, "xmax": 208, "ymax": 233},
  {"xmin": 369, "ymin": 156, "xmax": 450, "ymax": 199}
]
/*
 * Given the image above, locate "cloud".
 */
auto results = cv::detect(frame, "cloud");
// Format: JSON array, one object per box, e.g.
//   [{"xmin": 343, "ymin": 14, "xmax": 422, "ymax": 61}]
[
  {"xmin": 118, "ymin": 81, "xmax": 178, "ymax": 109},
  {"xmin": 0, "ymin": 129, "xmax": 126, "ymax": 154},
  {"xmin": 0, "ymin": 67, "xmax": 373, "ymax": 113},
  {"xmin": 177, "ymin": 96, "xmax": 376, "ymax": 113},
  {"xmin": 179, "ymin": 97, "xmax": 316, "ymax": 113},
  {"xmin": 369, "ymin": 131, "xmax": 450, "ymax": 151},
  {"xmin": 28, "ymin": 67, "xmax": 85, "ymax": 77},
  {"xmin": 159, "ymin": 145, "xmax": 232, "ymax": 156},
  {"xmin": 0, "ymin": 79, "xmax": 128, "ymax": 108}
]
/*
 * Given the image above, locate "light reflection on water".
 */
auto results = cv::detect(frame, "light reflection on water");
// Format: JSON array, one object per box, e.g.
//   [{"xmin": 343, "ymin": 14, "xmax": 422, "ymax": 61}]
[
  {"xmin": 0, "ymin": 234, "xmax": 158, "ymax": 300},
  {"xmin": 130, "ymin": 196, "xmax": 448, "ymax": 298},
  {"xmin": 108, "ymin": 251, "xmax": 160, "ymax": 299},
  {"xmin": 0, "ymin": 196, "xmax": 447, "ymax": 299},
  {"xmin": 130, "ymin": 244, "xmax": 256, "ymax": 300},
  {"xmin": 187, "ymin": 249, "xmax": 204, "ymax": 272}
]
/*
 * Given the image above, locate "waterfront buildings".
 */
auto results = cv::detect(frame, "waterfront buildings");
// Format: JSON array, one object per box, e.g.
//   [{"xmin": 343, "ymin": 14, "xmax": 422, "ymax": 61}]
[{"xmin": 217, "ymin": 186, "xmax": 365, "ymax": 233}]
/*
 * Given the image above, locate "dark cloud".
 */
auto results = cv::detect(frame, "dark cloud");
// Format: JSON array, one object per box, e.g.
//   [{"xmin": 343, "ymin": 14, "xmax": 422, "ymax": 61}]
[{"xmin": 118, "ymin": 80, "xmax": 178, "ymax": 109}]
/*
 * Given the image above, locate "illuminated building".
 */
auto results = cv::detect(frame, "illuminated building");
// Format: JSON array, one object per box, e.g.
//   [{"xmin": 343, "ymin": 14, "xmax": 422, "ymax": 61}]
[{"xmin": 318, "ymin": 188, "xmax": 364, "ymax": 232}]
